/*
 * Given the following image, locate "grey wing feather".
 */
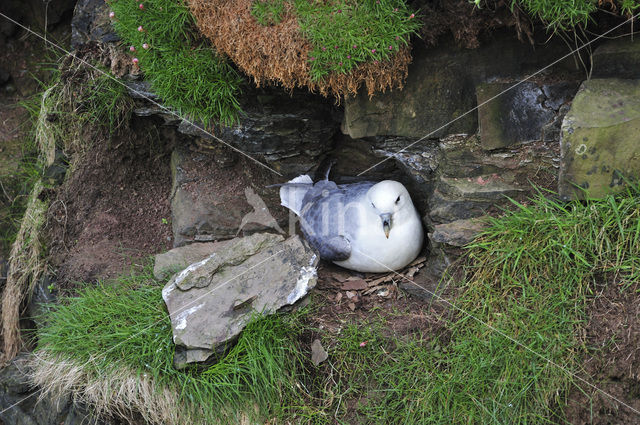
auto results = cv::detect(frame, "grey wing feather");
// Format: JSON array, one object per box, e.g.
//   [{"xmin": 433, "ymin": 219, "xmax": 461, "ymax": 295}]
[
  {"xmin": 299, "ymin": 181, "xmax": 374, "ymax": 262},
  {"xmin": 312, "ymin": 236, "xmax": 351, "ymax": 261}
]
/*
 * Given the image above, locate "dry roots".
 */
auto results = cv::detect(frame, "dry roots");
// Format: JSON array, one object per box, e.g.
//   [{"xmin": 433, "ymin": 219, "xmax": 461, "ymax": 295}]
[{"xmin": 188, "ymin": 0, "xmax": 412, "ymax": 98}]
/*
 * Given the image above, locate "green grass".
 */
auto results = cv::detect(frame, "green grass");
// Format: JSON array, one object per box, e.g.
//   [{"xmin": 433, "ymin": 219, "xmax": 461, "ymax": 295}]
[
  {"xmin": 251, "ymin": 0, "xmax": 421, "ymax": 81},
  {"xmin": 315, "ymin": 187, "xmax": 640, "ymax": 424},
  {"xmin": 34, "ymin": 187, "xmax": 640, "ymax": 424},
  {"xmin": 79, "ymin": 72, "xmax": 134, "ymax": 137},
  {"xmin": 109, "ymin": 0, "xmax": 243, "ymax": 127},
  {"xmin": 0, "ymin": 146, "xmax": 42, "ymax": 254},
  {"xmin": 472, "ymin": 0, "xmax": 640, "ymax": 30},
  {"xmin": 36, "ymin": 264, "xmax": 312, "ymax": 424},
  {"xmin": 0, "ymin": 95, "xmax": 45, "ymax": 254},
  {"xmin": 252, "ymin": 0, "xmax": 287, "ymax": 26}
]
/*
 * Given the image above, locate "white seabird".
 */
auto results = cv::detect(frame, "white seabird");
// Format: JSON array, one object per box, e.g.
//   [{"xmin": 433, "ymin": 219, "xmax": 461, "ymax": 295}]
[{"xmin": 279, "ymin": 174, "xmax": 424, "ymax": 273}]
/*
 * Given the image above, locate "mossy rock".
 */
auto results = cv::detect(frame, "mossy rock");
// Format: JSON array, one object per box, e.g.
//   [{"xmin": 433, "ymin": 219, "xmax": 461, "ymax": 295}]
[{"xmin": 559, "ymin": 79, "xmax": 640, "ymax": 200}]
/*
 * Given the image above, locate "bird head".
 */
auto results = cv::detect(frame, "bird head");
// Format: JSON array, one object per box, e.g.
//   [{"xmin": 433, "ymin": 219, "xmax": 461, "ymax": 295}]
[{"xmin": 367, "ymin": 180, "xmax": 413, "ymax": 238}]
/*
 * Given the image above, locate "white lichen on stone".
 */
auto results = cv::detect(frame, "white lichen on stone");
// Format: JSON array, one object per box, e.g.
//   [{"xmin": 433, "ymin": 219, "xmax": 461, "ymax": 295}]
[
  {"xmin": 286, "ymin": 254, "xmax": 317, "ymax": 304},
  {"xmin": 174, "ymin": 303, "xmax": 204, "ymax": 330},
  {"xmin": 173, "ymin": 253, "xmax": 217, "ymax": 287},
  {"xmin": 161, "ymin": 281, "xmax": 176, "ymax": 302}
]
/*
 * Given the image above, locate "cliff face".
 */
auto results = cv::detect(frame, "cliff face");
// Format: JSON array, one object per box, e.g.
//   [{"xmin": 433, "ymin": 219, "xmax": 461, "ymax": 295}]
[{"xmin": 2, "ymin": 1, "xmax": 640, "ymax": 423}]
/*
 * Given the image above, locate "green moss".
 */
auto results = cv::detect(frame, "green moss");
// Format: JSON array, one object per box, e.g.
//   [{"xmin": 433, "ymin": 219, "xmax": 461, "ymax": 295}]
[
  {"xmin": 109, "ymin": 0, "xmax": 243, "ymax": 127},
  {"xmin": 251, "ymin": 0, "xmax": 421, "ymax": 81}
]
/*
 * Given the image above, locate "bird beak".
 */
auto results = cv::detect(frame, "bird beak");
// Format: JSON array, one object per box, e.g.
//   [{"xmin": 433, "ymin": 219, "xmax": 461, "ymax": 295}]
[{"xmin": 380, "ymin": 213, "xmax": 392, "ymax": 239}]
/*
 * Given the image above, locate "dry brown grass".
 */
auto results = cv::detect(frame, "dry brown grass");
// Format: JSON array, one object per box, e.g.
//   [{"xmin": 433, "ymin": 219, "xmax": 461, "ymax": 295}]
[
  {"xmin": 1, "ymin": 180, "xmax": 47, "ymax": 365},
  {"xmin": 35, "ymin": 86, "xmax": 59, "ymax": 167},
  {"xmin": 30, "ymin": 350, "xmax": 182, "ymax": 424},
  {"xmin": 188, "ymin": 0, "xmax": 412, "ymax": 98},
  {"xmin": 29, "ymin": 350, "xmax": 254, "ymax": 425}
]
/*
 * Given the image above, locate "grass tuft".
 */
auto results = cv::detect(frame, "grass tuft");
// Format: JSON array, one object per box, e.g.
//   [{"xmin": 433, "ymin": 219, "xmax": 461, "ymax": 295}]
[
  {"xmin": 2, "ymin": 181, "xmax": 48, "ymax": 364},
  {"xmin": 309, "ymin": 186, "xmax": 640, "ymax": 424},
  {"xmin": 32, "ymin": 186, "xmax": 640, "ymax": 423},
  {"xmin": 79, "ymin": 72, "xmax": 134, "ymax": 137},
  {"xmin": 294, "ymin": 0, "xmax": 421, "ymax": 81},
  {"xmin": 109, "ymin": 0, "xmax": 243, "ymax": 127},
  {"xmin": 252, "ymin": 0, "xmax": 287, "ymax": 26},
  {"xmin": 471, "ymin": 0, "xmax": 640, "ymax": 31},
  {"xmin": 34, "ymin": 264, "xmax": 311, "ymax": 424},
  {"xmin": 250, "ymin": 0, "xmax": 421, "ymax": 81}
]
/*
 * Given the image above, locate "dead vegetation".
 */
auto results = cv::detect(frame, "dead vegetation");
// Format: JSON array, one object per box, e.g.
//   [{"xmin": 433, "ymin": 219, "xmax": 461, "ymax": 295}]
[
  {"xmin": 1, "ymin": 180, "xmax": 47, "ymax": 365},
  {"xmin": 188, "ymin": 0, "xmax": 413, "ymax": 98},
  {"xmin": 0, "ymin": 45, "xmax": 137, "ymax": 365},
  {"xmin": 30, "ymin": 351, "xmax": 183, "ymax": 424},
  {"xmin": 417, "ymin": 0, "xmax": 534, "ymax": 47}
]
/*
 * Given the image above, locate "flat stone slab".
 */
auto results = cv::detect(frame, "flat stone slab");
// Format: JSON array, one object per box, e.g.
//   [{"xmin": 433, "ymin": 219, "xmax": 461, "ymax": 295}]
[
  {"xmin": 477, "ymin": 82, "xmax": 577, "ymax": 150},
  {"xmin": 170, "ymin": 144, "xmax": 285, "ymax": 247},
  {"xmin": 559, "ymin": 79, "xmax": 640, "ymax": 199},
  {"xmin": 430, "ymin": 218, "xmax": 488, "ymax": 247},
  {"xmin": 592, "ymin": 39, "xmax": 640, "ymax": 79},
  {"xmin": 437, "ymin": 175, "xmax": 523, "ymax": 200},
  {"xmin": 162, "ymin": 233, "xmax": 318, "ymax": 367},
  {"xmin": 154, "ymin": 241, "xmax": 219, "ymax": 280}
]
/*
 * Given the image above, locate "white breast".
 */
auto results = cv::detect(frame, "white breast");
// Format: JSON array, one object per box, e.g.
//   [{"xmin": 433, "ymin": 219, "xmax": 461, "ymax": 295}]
[{"xmin": 335, "ymin": 209, "xmax": 424, "ymax": 273}]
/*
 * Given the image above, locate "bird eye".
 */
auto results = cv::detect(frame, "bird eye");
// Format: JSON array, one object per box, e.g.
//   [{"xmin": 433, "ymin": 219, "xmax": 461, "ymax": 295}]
[{"xmin": 395, "ymin": 196, "xmax": 400, "ymax": 204}]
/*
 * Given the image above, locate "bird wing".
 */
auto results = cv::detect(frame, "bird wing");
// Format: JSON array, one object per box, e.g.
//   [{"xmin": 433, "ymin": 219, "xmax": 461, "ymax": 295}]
[
  {"xmin": 279, "ymin": 175, "xmax": 314, "ymax": 215},
  {"xmin": 299, "ymin": 181, "xmax": 374, "ymax": 262}
]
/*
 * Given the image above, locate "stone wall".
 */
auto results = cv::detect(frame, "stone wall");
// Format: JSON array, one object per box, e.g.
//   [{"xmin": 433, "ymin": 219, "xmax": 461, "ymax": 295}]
[
  {"xmin": 21, "ymin": 0, "xmax": 640, "ymax": 282},
  {"xmin": 3, "ymin": 3, "xmax": 640, "ymax": 418}
]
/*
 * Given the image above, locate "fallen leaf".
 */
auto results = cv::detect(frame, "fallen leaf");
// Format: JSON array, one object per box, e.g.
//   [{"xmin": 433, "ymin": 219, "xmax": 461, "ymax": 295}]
[
  {"xmin": 335, "ymin": 292, "xmax": 343, "ymax": 302},
  {"xmin": 409, "ymin": 256, "xmax": 427, "ymax": 267},
  {"xmin": 348, "ymin": 302, "xmax": 356, "ymax": 311},
  {"xmin": 341, "ymin": 279, "xmax": 367, "ymax": 291},
  {"xmin": 345, "ymin": 291, "xmax": 356, "ymax": 299},
  {"xmin": 310, "ymin": 339, "xmax": 328, "ymax": 366},
  {"xmin": 332, "ymin": 273, "xmax": 348, "ymax": 282}
]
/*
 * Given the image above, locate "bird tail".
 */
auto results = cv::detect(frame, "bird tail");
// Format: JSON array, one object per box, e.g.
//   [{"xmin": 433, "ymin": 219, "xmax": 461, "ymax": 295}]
[{"xmin": 279, "ymin": 174, "xmax": 313, "ymax": 216}]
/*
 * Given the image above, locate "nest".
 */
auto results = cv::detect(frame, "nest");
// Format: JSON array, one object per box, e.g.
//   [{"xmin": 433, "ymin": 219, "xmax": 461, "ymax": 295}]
[{"xmin": 187, "ymin": 0, "xmax": 413, "ymax": 98}]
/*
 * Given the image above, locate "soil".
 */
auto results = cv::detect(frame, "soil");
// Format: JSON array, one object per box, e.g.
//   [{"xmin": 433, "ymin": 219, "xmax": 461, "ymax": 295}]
[
  {"xmin": 45, "ymin": 118, "xmax": 175, "ymax": 290},
  {"xmin": 310, "ymin": 260, "xmax": 452, "ymax": 335},
  {"xmin": 0, "ymin": 20, "xmax": 71, "ymax": 259},
  {"xmin": 565, "ymin": 278, "xmax": 640, "ymax": 424},
  {"xmin": 1, "ymin": 5, "xmax": 639, "ymax": 424}
]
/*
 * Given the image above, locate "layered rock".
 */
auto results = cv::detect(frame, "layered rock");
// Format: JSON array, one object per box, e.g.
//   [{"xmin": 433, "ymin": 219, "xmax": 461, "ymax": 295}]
[
  {"xmin": 161, "ymin": 233, "xmax": 318, "ymax": 368},
  {"xmin": 71, "ymin": 0, "xmax": 119, "ymax": 48},
  {"xmin": 170, "ymin": 144, "xmax": 286, "ymax": 247},
  {"xmin": 342, "ymin": 33, "xmax": 577, "ymax": 139},
  {"xmin": 591, "ymin": 39, "xmax": 640, "ymax": 79},
  {"xmin": 559, "ymin": 78, "xmax": 640, "ymax": 199},
  {"xmin": 477, "ymin": 81, "xmax": 578, "ymax": 150}
]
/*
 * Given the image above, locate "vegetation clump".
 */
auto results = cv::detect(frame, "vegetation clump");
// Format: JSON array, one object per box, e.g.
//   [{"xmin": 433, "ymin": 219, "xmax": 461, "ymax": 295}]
[
  {"xmin": 31, "ymin": 186, "xmax": 640, "ymax": 423},
  {"xmin": 316, "ymin": 188, "xmax": 640, "ymax": 423},
  {"xmin": 108, "ymin": 0, "xmax": 243, "ymax": 127},
  {"xmin": 252, "ymin": 0, "xmax": 421, "ymax": 81},
  {"xmin": 33, "ymin": 266, "xmax": 310, "ymax": 424},
  {"xmin": 473, "ymin": 0, "xmax": 640, "ymax": 30},
  {"xmin": 189, "ymin": 0, "xmax": 420, "ymax": 97}
]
